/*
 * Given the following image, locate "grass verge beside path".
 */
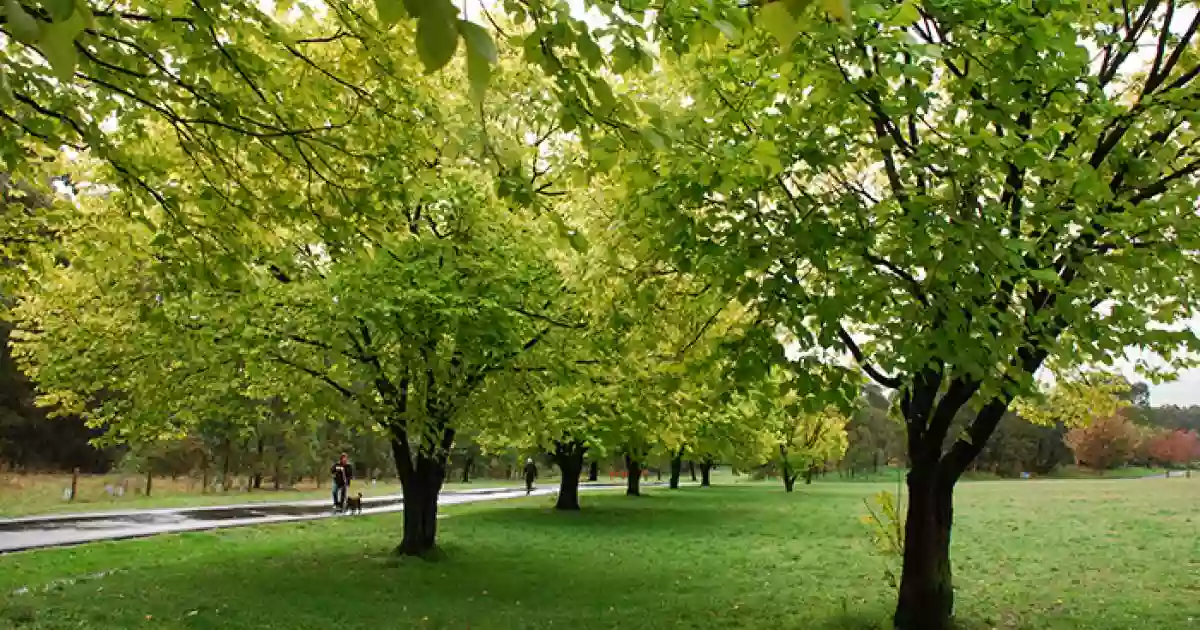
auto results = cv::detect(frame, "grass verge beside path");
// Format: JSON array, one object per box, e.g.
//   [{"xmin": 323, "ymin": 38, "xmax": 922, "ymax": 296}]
[
  {"xmin": 0, "ymin": 476, "xmax": 536, "ymax": 518},
  {"xmin": 2, "ymin": 479, "xmax": 1198, "ymax": 629}
]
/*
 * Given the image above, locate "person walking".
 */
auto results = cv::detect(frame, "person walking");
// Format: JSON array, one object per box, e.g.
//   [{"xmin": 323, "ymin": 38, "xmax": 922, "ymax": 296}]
[
  {"xmin": 331, "ymin": 453, "xmax": 354, "ymax": 511},
  {"xmin": 523, "ymin": 457, "xmax": 538, "ymax": 495}
]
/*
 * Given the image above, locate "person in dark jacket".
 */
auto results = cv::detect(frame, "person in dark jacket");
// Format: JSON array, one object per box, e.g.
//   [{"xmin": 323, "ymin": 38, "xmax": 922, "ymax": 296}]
[
  {"xmin": 331, "ymin": 453, "xmax": 354, "ymax": 511},
  {"xmin": 523, "ymin": 457, "xmax": 538, "ymax": 495}
]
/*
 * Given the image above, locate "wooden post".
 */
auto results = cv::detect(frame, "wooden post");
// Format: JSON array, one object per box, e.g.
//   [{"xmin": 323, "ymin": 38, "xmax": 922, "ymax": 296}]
[{"xmin": 70, "ymin": 467, "xmax": 79, "ymax": 501}]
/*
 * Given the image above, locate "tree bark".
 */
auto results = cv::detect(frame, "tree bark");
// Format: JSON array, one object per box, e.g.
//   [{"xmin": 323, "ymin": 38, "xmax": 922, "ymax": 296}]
[
  {"xmin": 221, "ymin": 438, "xmax": 233, "ymax": 491},
  {"xmin": 553, "ymin": 441, "xmax": 586, "ymax": 511},
  {"xmin": 625, "ymin": 453, "xmax": 642, "ymax": 496},
  {"xmin": 689, "ymin": 460, "xmax": 696, "ymax": 481},
  {"xmin": 252, "ymin": 435, "xmax": 264, "ymax": 490},
  {"xmin": 144, "ymin": 470, "xmax": 153, "ymax": 497},
  {"xmin": 588, "ymin": 460, "xmax": 598, "ymax": 482},
  {"xmin": 894, "ymin": 467, "xmax": 955, "ymax": 630},
  {"xmin": 669, "ymin": 448, "xmax": 684, "ymax": 489},
  {"xmin": 700, "ymin": 460, "xmax": 712, "ymax": 487},
  {"xmin": 390, "ymin": 421, "xmax": 454, "ymax": 557},
  {"xmin": 779, "ymin": 446, "xmax": 793, "ymax": 492}
]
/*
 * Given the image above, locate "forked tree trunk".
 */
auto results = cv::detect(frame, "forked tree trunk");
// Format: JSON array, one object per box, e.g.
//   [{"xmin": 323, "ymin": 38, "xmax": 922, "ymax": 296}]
[
  {"xmin": 669, "ymin": 448, "xmax": 684, "ymax": 489},
  {"xmin": 391, "ymin": 428, "xmax": 452, "ymax": 557},
  {"xmin": 779, "ymin": 446, "xmax": 793, "ymax": 492},
  {"xmin": 625, "ymin": 454, "xmax": 642, "ymax": 496},
  {"xmin": 588, "ymin": 460, "xmax": 598, "ymax": 482},
  {"xmin": 700, "ymin": 460, "xmax": 712, "ymax": 487},
  {"xmin": 553, "ymin": 441, "xmax": 586, "ymax": 511},
  {"xmin": 894, "ymin": 465, "xmax": 955, "ymax": 630}
]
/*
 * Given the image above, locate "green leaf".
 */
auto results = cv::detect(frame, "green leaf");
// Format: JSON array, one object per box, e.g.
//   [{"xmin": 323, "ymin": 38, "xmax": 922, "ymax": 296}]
[
  {"xmin": 466, "ymin": 45, "xmax": 492, "ymax": 103},
  {"xmin": 374, "ymin": 0, "xmax": 408, "ymax": 26},
  {"xmin": 1029, "ymin": 268, "xmax": 1059, "ymax": 285},
  {"xmin": 712, "ymin": 20, "xmax": 739, "ymax": 40},
  {"xmin": 576, "ymin": 32, "xmax": 603, "ymax": 68},
  {"xmin": 40, "ymin": 9, "xmax": 87, "ymax": 81},
  {"xmin": 889, "ymin": 0, "xmax": 920, "ymax": 27},
  {"xmin": 642, "ymin": 127, "xmax": 666, "ymax": 151},
  {"xmin": 45, "ymin": 0, "xmax": 74, "ymax": 21},
  {"xmin": 4, "ymin": 0, "xmax": 41, "ymax": 44},
  {"xmin": 416, "ymin": 2, "xmax": 459, "ymax": 73},
  {"xmin": 568, "ymin": 231, "xmax": 589, "ymax": 253},
  {"xmin": 402, "ymin": 0, "xmax": 424, "ymax": 17},
  {"xmin": 760, "ymin": 2, "xmax": 799, "ymax": 50},
  {"xmin": 460, "ymin": 20, "xmax": 498, "ymax": 64}
]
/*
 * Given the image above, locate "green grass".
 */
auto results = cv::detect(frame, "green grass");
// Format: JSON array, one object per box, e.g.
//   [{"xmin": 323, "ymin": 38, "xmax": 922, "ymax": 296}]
[
  {"xmin": 2, "ymin": 478, "xmax": 1198, "ymax": 629},
  {"xmin": 0, "ymin": 475, "xmax": 535, "ymax": 518}
]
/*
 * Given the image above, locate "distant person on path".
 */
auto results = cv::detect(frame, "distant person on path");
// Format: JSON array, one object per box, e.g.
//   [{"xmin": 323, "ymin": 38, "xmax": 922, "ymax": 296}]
[
  {"xmin": 331, "ymin": 453, "xmax": 354, "ymax": 511},
  {"xmin": 523, "ymin": 457, "xmax": 538, "ymax": 495}
]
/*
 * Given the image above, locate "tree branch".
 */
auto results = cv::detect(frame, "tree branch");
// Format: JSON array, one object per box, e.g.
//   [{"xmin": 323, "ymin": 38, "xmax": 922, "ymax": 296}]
[{"xmin": 836, "ymin": 324, "xmax": 902, "ymax": 388}]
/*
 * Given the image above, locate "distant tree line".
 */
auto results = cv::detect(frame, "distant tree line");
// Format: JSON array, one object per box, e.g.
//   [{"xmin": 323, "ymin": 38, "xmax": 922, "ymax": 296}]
[{"xmin": 839, "ymin": 382, "xmax": 1200, "ymax": 477}]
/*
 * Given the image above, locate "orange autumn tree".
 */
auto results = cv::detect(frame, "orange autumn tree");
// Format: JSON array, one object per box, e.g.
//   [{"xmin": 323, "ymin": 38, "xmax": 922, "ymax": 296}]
[
  {"xmin": 1065, "ymin": 415, "xmax": 1142, "ymax": 470},
  {"xmin": 1144, "ymin": 429, "xmax": 1200, "ymax": 468}
]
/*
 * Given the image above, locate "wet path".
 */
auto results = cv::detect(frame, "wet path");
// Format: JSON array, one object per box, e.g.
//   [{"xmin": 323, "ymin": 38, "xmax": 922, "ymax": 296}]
[{"xmin": 1, "ymin": 483, "xmax": 637, "ymax": 554}]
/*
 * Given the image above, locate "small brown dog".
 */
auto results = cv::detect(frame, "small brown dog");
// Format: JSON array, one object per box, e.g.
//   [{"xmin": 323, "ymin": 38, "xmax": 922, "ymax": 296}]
[{"xmin": 344, "ymin": 493, "xmax": 363, "ymax": 515}]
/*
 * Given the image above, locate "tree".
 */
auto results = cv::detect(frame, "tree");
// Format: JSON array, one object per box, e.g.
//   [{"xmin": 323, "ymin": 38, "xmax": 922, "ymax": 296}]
[
  {"xmin": 588, "ymin": 1, "xmax": 1200, "ymax": 627},
  {"xmin": 1065, "ymin": 414, "xmax": 1142, "ymax": 470},
  {"xmin": 14, "ymin": 152, "xmax": 576, "ymax": 556},
  {"xmin": 1143, "ymin": 429, "xmax": 1199, "ymax": 468}
]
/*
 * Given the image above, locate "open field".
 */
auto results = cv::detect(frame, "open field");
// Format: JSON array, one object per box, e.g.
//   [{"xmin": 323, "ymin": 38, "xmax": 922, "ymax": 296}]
[
  {"xmin": 2, "ymin": 477, "xmax": 1197, "ymax": 629},
  {"xmin": 0, "ymin": 473, "xmax": 539, "ymax": 518}
]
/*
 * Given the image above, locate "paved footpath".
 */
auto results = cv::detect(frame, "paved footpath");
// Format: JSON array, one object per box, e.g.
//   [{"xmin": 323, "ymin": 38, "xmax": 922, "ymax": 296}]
[{"xmin": 0, "ymin": 483, "xmax": 645, "ymax": 554}]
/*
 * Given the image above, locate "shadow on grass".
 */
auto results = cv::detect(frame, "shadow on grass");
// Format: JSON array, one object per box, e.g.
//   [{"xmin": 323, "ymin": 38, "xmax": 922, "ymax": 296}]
[{"xmin": 2, "ymin": 486, "xmax": 895, "ymax": 629}]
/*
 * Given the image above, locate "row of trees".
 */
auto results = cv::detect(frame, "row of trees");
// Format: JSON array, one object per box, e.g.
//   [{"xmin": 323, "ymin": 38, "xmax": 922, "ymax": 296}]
[{"xmin": 5, "ymin": 1, "xmax": 1200, "ymax": 628}]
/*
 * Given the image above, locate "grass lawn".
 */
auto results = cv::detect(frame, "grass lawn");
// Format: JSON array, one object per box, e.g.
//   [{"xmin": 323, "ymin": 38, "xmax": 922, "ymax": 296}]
[
  {"xmin": 2, "ymin": 478, "xmax": 1197, "ymax": 629},
  {"xmin": 0, "ymin": 473, "xmax": 537, "ymax": 518}
]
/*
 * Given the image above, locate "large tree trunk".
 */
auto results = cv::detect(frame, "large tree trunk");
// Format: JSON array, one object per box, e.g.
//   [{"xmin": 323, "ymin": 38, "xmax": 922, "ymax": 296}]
[
  {"xmin": 391, "ymin": 425, "xmax": 453, "ymax": 558},
  {"xmin": 553, "ymin": 441, "xmax": 586, "ymax": 511},
  {"xmin": 784, "ymin": 473, "xmax": 797, "ymax": 492},
  {"xmin": 894, "ymin": 467, "xmax": 955, "ymax": 630},
  {"xmin": 669, "ymin": 448, "xmax": 684, "ymax": 489},
  {"xmin": 700, "ymin": 460, "xmax": 712, "ymax": 487},
  {"xmin": 625, "ymin": 454, "xmax": 642, "ymax": 496},
  {"xmin": 588, "ymin": 460, "xmax": 598, "ymax": 482}
]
